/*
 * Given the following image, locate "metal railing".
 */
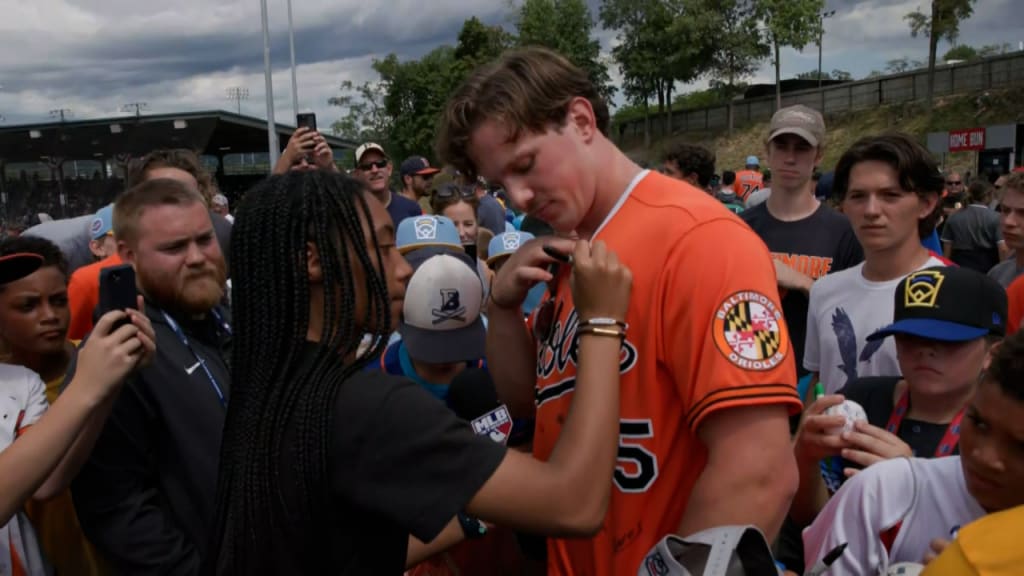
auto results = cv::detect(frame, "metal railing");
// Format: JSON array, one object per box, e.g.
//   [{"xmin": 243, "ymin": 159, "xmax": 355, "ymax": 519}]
[{"xmin": 614, "ymin": 51, "xmax": 1024, "ymax": 143}]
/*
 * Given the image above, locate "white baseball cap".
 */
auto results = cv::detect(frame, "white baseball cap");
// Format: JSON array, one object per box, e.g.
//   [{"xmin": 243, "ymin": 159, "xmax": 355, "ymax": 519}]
[
  {"xmin": 637, "ymin": 526, "xmax": 780, "ymax": 576},
  {"xmin": 355, "ymin": 142, "xmax": 388, "ymax": 164},
  {"xmin": 399, "ymin": 252, "xmax": 485, "ymax": 364}
]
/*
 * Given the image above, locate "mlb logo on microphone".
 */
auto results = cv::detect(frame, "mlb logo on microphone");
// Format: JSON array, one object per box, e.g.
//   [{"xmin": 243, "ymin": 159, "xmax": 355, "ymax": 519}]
[{"xmin": 471, "ymin": 405, "xmax": 513, "ymax": 444}]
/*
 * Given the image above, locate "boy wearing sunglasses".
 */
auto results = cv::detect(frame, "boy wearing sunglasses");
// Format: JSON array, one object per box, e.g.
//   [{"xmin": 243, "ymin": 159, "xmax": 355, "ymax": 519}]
[{"xmin": 438, "ymin": 47, "xmax": 801, "ymax": 575}]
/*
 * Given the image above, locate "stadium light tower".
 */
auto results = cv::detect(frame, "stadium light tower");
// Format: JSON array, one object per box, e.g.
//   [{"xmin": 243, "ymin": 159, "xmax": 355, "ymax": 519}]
[
  {"xmin": 226, "ymin": 87, "xmax": 250, "ymax": 114},
  {"xmin": 121, "ymin": 102, "xmax": 149, "ymax": 119}
]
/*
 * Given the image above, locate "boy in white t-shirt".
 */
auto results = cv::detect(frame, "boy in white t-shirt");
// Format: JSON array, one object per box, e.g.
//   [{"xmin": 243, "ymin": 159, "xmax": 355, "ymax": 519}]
[
  {"xmin": 805, "ymin": 133, "xmax": 946, "ymax": 395},
  {"xmin": 0, "ymin": 252, "xmax": 155, "ymax": 576},
  {"xmin": 803, "ymin": 330, "xmax": 1024, "ymax": 573}
]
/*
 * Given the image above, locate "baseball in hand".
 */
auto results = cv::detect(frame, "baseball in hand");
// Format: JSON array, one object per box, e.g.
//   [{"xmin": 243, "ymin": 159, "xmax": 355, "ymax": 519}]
[{"xmin": 824, "ymin": 399, "xmax": 868, "ymax": 435}]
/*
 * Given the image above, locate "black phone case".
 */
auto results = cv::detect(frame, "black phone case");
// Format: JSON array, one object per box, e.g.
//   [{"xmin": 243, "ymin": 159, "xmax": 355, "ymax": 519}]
[{"xmin": 98, "ymin": 264, "xmax": 139, "ymax": 326}]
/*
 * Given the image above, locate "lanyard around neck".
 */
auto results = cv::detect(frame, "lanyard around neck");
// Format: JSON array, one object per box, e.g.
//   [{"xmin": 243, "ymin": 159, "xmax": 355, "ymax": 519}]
[
  {"xmin": 161, "ymin": 310, "xmax": 229, "ymax": 408},
  {"xmin": 886, "ymin": 389, "xmax": 963, "ymax": 458}
]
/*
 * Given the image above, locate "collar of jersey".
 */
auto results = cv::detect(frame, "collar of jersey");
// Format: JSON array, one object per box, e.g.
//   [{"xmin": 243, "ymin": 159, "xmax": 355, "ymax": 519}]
[
  {"xmin": 589, "ymin": 169, "xmax": 650, "ymax": 240},
  {"xmin": 397, "ymin": 341, "xmax": 449, "ymax": 402}
]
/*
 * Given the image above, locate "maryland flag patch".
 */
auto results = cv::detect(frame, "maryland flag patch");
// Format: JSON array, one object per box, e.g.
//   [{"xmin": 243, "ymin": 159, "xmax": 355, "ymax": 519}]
[{"xmin": 713, "ymin": 291, "xmax": 789, "ymax": 371}]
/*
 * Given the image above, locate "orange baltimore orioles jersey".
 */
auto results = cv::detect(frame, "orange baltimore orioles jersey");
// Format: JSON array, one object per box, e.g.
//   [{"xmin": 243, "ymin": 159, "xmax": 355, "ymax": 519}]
[
  {"xmin": 733, "ymin": 169, "xmax": 764, "ymax": 202},
  {"xmin": 531, "ymin": 171, "xmax": 801, "ymax": 576}
]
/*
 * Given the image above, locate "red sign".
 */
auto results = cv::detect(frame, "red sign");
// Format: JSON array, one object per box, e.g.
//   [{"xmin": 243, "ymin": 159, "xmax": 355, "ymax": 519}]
[{"xmin": 948, "ymin": 128, "xmax": 985, "ymax": 152}]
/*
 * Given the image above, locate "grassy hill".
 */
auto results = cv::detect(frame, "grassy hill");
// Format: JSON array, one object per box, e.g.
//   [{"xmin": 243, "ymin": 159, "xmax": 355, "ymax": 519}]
[{"xmin": 622, "ymin": 86, "xmax": 1024, "ymax": 175}]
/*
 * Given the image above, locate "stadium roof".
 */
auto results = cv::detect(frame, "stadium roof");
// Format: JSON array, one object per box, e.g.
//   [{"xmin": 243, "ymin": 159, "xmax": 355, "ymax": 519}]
[{"xmin": 0, "ymin": 110, "xmax": 357, "ymax": 164}]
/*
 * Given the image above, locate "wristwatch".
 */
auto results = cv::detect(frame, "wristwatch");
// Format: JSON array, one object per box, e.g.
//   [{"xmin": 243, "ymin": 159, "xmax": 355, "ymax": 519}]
[{"xmin": 457, "ymin": 513, "xmax": 487, "ymax": 540}]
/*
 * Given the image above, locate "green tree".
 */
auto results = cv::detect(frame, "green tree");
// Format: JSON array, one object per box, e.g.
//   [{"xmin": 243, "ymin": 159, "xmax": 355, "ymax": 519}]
[
  {"xmin": 515, "ymin": 0, "xmax": 615, "ymax": 102},
  {"xmin": 905, "ymin": 0, "xmax": 977, "ymax": 109},
  {"xmin": 977, "ymin": 42, "xmax": 1012, "ymax": 58},
  {"xmin": 885, "ymin": 56, "xmax": 926, "ymax": 74},
  {"xmin": 706, "ymin": 0, "xmax": 770, "ymax": 98},
  {"xmin": 757, "ymin": 0, "xmax": 825, "ymax": 109},
  {"xmin": 942, "ymin": 44, "xmax": 978, "ymax": 61},
  {"xmin": 454, "ymin": 16, "xmax": 515, "ymax": 71},
  {"xmin": 328, "ymin": 80, "xmax": 390, "ymax": 143},
  {"xmin": 794, "ymin": 68, "xmax": 851, "ymax": 81}
]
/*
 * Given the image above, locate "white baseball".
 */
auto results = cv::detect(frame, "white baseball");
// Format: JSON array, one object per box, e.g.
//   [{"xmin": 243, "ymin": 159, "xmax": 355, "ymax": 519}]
[{"xmin": 824, "ymin": 399, "xmax": 868, "ymax": 435}]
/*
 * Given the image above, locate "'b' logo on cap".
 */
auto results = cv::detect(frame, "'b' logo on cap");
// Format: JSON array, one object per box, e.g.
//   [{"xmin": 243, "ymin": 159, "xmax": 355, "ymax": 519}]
[{"xmin": 904, "ymin": 270, "xmax": 945, "ymax": 308}]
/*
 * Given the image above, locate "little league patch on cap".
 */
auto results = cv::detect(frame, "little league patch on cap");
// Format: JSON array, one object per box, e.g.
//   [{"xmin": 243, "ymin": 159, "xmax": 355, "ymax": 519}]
[
  {"xmin": 768, "ymin": 104, "xmax": 826, "ymax": 147},
  {"xmin": 0, "ymin": 253, "xmax": 44, "ymax": 286},
  {"xmin": 355, "ymin": 142, "xmax": 387, "ymax": 164},
  {"xmin": 487, "ymin": 231, "xmax": 535, "ymax": 264},
  {"xmin": 868, "ymin": 266, "xmax": 1007, "ymax": 343},
  {"xmin": 90, "ymin": 204, "xmax": 114, "ymax": 241},
  {"xmin": 396, "ymin": 215, "xmax": 463, "ymax": 254},
  {"xmin": 399, "ymin": 254, "xmax": 485, "ymax": 364}
]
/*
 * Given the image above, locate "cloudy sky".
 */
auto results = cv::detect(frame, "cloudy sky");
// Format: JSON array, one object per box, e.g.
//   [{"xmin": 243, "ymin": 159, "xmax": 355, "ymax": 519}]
[{"xmin": 1, "ymin": 0, "xmax": 1021, "ymax": 131}]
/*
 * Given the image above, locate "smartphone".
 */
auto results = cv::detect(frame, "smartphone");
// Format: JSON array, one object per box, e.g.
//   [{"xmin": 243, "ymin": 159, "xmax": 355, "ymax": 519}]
[
  {"xmin": 98, "ymin": 264, "xmax": 139, "ymax": 330},
  {"xmin": 296, "ymin": 112, "xmax": 317, "ymax": 132},
  {"xmin": 464, "ymin": 243, "xmax": 478, "ymax": 261}
]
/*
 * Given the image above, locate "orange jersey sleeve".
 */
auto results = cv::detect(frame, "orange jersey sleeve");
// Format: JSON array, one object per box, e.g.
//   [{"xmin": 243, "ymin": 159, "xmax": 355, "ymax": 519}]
[
  {"xmin": 67, "ymin": 254, "xmax": 122, "ymax": 340},
  {"xmin": 658, "ymin": 217, "xmax": 801, "ymax": 431},
  {"xmin": 1008, "ymin": 275, "xmax": 1024, "ymax": 334}
]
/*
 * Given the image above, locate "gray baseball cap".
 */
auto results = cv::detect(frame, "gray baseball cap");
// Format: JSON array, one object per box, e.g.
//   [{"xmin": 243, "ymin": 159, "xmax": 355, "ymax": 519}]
[{"xmin": 767, "ymin": 105, "xmax": 826, "ymax": 147}]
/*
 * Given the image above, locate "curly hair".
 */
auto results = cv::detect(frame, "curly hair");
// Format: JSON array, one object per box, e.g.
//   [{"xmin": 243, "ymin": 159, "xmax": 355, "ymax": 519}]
[
  {"xmin": 986, "ymin": 330, "xmax": 1024, "ymax": 401},
  {"xmin": 663, "ymin": 144, "xmax": 716, "ymax": 187}
]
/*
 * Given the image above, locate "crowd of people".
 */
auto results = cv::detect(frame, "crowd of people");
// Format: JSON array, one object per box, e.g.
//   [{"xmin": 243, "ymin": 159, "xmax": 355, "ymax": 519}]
[{"xmin": 0, "ymin": 46, "xmax": 1022, "ymax": 576}]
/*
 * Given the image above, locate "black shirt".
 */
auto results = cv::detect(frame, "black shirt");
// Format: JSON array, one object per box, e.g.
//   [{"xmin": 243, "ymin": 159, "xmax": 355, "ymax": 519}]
[
  {"xmin": 742, "ymin": 202, "xmax": 863, "ymax": 377},
  {"xmin": 387, "ymin": 192, "xmax": 423, "ymax": 227},
  {"xmin": 72, "ymin": 303, "xmax": 232, "ymax": 575},
  {"xmin": 839, "ymin": 376, "xmax": 961, "ymax": 459},
  {"xmin": 273, "ymin": 343, "xmax": 507, "ymax": 575}
]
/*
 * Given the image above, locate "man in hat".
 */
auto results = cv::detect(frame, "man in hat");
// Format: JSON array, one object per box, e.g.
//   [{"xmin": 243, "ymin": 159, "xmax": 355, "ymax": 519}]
[
  {"xmin": 399, "ymin": 156, "xmax": 441, "ymax": 213},
  {"xmin": 733, "ymin": 155, "xmax": 764, "ymax": 203},
  {"xmin": 353, "ymin": 143, "xmax": 422, "ymax": 226}
]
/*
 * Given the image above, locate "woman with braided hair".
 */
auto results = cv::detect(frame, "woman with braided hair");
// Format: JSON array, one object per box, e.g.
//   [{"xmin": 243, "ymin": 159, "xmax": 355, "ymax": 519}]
[{"xmin": 205, "ymin": 171, "xmax": 633, "ymax": 575}]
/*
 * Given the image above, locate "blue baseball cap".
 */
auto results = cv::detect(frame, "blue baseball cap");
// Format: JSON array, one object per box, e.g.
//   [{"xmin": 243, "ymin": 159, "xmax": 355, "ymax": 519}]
[
  {"xmin": 867, "ymin": 267, "xmax": 1007, "ymax": 343},
  {"xmin": 89, "ymin": 204, "xmax": 114, "ymax": 241},
  {"xmin": 396, "ymin": 215, "xmax": 463, "ymax": 255},
  {"xmin": 745, "ymin": 156, "xmax": 760, "ymax": 167},
  {"xmin": 487, "ymin": 231, "xmax": 535, "ymax": 265}
]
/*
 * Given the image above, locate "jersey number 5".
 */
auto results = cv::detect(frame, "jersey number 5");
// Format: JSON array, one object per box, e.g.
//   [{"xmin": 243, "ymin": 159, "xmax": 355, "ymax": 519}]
[{"xmin": 614, "ymin": 420, "xmax": 659, "ymax": 493}]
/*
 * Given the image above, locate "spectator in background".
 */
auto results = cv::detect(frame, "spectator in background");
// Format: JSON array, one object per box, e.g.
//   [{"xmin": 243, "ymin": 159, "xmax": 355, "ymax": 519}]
[
  {"xmin": 803, "ymin": 330, "xmax": 1024, "ymax": 574},
  {"xmin": 990, "ymin": 173, "xmax": 1008, "ymax": 210},
  {"xmin": 469, "ymin": 178, "xmax": 507, "ymax": 236},
  {"xmin": 0, "ymin": 237, "xmax": 111, "ymax": 576},
  {"xmin": 733, "ymin": 155, "xmax": 764, "ymax": 203},
  {"xmin": 430, "ymin": 185, "xmax": 492, "ymax": 298},
  {"xmin": 988, "ymin": 173, "xmax": 1024, "ymax": 287},
  {"xmin": 662, "ymin": 144, "xmax": 715, "ymax": 191},
  {"xmin": 716, "ymin": 170, "xmax": 744, "ymax": 213},
  {"xmin": 272, "ymin": 127, "xmax": 339, "ymax": 175},
  {"xmin": 86, "ymin": 205, "xmax": 117, "ymax": 260},
  {"xmin": 72, "ymin": 179, "xmax": 231, "ymax": 574},
  {"xmin": 211, "ymin": 194, "xmax": 233, "ymax": 224},
  {"xmin": 22, "ymin": 213, "xmax": 96, "ymax": 275},
  {"xmin": 742, "ymin": 105, "xmax": 863, "ymax": 404},
  {"xmin": 398, "ymin": 156, "xmax": 441, "ymax": 213},
  {"xmin": 124, "ymin": 149, "xmax": 233, "ymax": 272},
  {"xmin": 942, "ymin": 180, "xmax": 1007, "ymax": 273},
  {"xmin": 945, "ymin": 170, "xmax": 965, "ymax": 201},
  {"xmin": 353, "ymin": 142, "xmax": 422, "ymax": 227},
  {"xmin": 805, "ymin": 132, "xmax": 946, "ymax": 395},
  {"xmin": 1007, "ymin": 275, "xmax": 1023, "ymax": 334}
]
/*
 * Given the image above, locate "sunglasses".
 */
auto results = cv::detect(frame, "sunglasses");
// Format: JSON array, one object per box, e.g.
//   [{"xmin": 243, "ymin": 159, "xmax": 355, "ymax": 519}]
[
  {"xmin": 434, "ymin": 184, "xmax": 476, "ymax": 200},
  {"xmin": 946, "ymin": 180, "xmax": 962, "ymax": 185},
  {"xmin": 358, "ymin": 160, "xmax": 389, "ymax": 171},
  {"xmin": 532, "ymin": 262, "xmax": 563, "ymax": 347}
]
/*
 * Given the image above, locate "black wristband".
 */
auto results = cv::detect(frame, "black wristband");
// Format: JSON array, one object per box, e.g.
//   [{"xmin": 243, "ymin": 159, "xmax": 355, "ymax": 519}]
[{"xmin": 457, "ymin": 513, "xmax": 487, "ymax": 540}]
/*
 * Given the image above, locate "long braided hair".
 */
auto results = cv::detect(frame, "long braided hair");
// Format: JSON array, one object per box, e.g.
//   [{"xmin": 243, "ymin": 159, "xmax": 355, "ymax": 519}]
[{"xmin": 205, "ymin": 171, "xmax": 391, "ymax": 574}]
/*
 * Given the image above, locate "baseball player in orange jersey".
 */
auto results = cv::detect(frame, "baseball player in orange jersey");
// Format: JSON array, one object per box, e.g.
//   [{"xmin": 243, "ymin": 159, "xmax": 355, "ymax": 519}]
[
  {"xmin": 438, "ymin": 48, "xmax": 802, "ymax": 575},
  {"xmin": 734, "ymin": 156, "xmax": 764, "ymax": 202}
]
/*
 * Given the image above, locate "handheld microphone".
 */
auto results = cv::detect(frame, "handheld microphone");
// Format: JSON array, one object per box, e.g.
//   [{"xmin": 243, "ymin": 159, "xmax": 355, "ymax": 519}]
[{"xmin": 448, "ymin": 368, "xmax": 513, "ymax": 445}]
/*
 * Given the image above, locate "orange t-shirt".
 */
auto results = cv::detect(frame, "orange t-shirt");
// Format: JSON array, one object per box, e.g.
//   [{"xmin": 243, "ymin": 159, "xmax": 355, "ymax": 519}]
[
  {"xmin": 732, "ymin": 169, "xmax": 763, "ymax": 202},
  {"xmin": 532, "ymin": 171, "xmax": 801, "ymax": 576},
  {"xmin": 1008, "ymin": 275, "xmax": 1024, "ymax": 334},
  {"xmin": 67, "ymin": 253, "xmax": 122, "ymax": 340}
]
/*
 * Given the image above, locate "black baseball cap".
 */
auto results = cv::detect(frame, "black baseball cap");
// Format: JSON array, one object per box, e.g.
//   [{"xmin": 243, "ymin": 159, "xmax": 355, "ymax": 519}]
[
  {"xmin": 867, "ymin": 266, "xmax": 1007, "ymax": 343},
  {"xmin": 0, "ymin": 253, "xmax": 44, "ymax": 286},
  {"xmin": 399, "ymin": 156, "xmax": 441, "ymax": 178}
]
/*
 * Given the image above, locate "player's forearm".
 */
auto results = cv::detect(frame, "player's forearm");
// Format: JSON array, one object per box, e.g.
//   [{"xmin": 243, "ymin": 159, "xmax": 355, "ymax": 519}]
[
  {"xmin": 485, "ymin": 303, "xmax": 537, "ymax": 417},
  {"xmin": 35, "ymin": 390, "xmax": 117, "ymax": 500},
  {"xmin": 678, "ymin": 449, "xmax": 798, "ymax": 541},
  {"xmin": 1, "ymin": 387, "xmax": 97, "ymax": 522}
]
